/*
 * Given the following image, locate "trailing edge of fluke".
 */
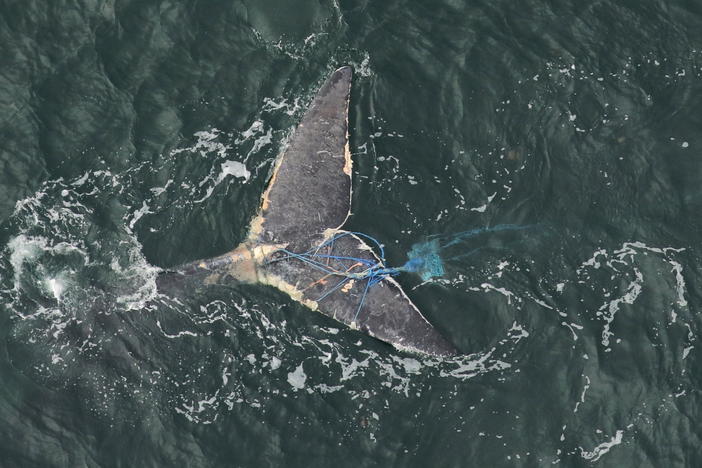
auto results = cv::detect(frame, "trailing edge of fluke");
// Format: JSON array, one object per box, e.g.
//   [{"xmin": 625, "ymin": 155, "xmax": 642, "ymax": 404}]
[{"xmin": 159, "ymin": 66, "xmax": 458, "ymax": 357}]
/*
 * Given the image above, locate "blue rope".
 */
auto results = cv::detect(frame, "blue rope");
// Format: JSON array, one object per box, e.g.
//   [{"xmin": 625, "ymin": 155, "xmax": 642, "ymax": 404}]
[
  {"xmin": 265, "ymin": 231, "xmax": 402, "ymax": 322},
  {"xmin": 315, "ymin": 276, "xmax": 351, "ymax": 302},
  {"xmin": 431, "ymin": 223, "xmax": 538, "ymax": 248},
  {"xmin": 353, "ymin": 278, "xmax": 373, "ymax": 323}
]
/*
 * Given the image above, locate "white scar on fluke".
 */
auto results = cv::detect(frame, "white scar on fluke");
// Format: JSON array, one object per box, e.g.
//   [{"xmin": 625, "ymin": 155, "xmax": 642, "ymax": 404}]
[{"xmin": 158, "ymin": 67, "xmax": 458, "ymax": 357}]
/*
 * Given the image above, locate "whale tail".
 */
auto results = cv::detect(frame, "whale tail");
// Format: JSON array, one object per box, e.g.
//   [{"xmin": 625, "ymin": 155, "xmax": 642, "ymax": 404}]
[{"xmin": 159, "ymin": 67, "xmax": 458, "ymax": 357}]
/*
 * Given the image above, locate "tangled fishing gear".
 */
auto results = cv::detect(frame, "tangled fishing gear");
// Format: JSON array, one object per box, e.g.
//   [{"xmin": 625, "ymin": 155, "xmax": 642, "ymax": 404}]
[{"xmin": 265, "ymin": 224, "xmax": 536, "ymax": 318}]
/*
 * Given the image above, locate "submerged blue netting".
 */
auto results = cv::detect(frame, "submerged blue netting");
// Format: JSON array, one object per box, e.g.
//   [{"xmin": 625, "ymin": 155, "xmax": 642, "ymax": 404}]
[
  {"xmin": 399, "ymin": 224, "xmax": 538, "ymax": 281},
  {"xmin": 266, "ymin": 224, "xmax": 536, "ymax": 318},
  {"xmin": 402, "ymin": 239, "xmax": 445, "ymax": 282}
]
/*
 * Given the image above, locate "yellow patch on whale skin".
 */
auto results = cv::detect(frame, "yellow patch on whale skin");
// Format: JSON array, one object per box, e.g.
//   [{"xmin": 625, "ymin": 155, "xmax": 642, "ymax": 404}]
[
  {"xmin": 192, "ymin": 241, "xmax": 318, "ymax": 311},
  {"xmin": 341, "ymin": 280, "xmax": 354, "ymax": 293},
  {"xmin": 243, "ymin": 242, "xmax": 320, "ymax": 310},
  {"xmin": 321, "ymin": 227, "xmax": 342, "ymax": 240},
  {"xmin": 342, "ymin": 89, "xmax": 352, "ymax": 176},
  {"xmin": 343, "ymin": 139, "xmax": 352, "ymax": 176},
  {"xmin": 247, "ymin": 137, "xmax": 287, "ymax": 242},
  {"xmin": 251, "ymin": 243, "xmax": 286, "ymax": 263},
  {"xmin": 260, "ymin": 155, "xmax": 285, "ymax": 212},
  {"xmin": 258, "ymin": 271, "xmax": 319, "ymax": 311},
  {"xmin": 247, "ymin": 214, "xmax": 265, "ymax": 241},
  {"xmin": 220, "ymin": 246, "xmax": 258, "ymax": 284}
]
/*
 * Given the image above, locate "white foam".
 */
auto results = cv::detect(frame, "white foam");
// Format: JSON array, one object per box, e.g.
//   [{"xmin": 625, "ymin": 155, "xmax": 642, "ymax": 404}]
[
  {"xmin": 192, "ymin": 129, "xmax": 229, "ymax": 157},
  {"xmin": 574, "ymin": 375, "xmax": 591, "ymax": 413},
  {"xmin": 128, "ymin": 201, "xmax": 152, "ymax": 230},
  {"xmin": 577, "ymin": 242, "xmax": 687, "ymax": 348},
  {"xmin": 218, "ymin": 160, "xmax": 250, "ymax": 182},
  {"xmin": 580, "ymin": 430, "xmax": 624, "ymax": 462},
  {"xmin": 480, "ymin": 283, "xmax": 515, "ymax": 304},
  {"xmin": 8, "ymin": 235, "xmax": 46, "ymax": 286},
  {"xmin": 670, "ymin": 260, "xmax": 687, "ymax": 308},
  {"xmin": 507, "ymin": 322, "xmax": 530, "ymax": 342},
  {"xmin": 287, "ymin": 363, "xmax": 307, "ymax": 390},
  {"xmin": 354, "ymin": 53, "xmax": 372, "ymax": 78},
  {"xmin": 245, "ymin": 128, "xmax": 273, "ymax": 161},
  {"xmin": 156, "ymin": 320, "xmax": 198, "ymax": 339},
  {"xmin": 237, "ymin": 120, "xmax": 264, "ymax": 142},
  {"xmin": 597, "ymin": 269, "xmax": 643, "ymax": 349},
  {"xmin": 440, "ymin": 348, "xmax": 512, "ymax": 380},
  {"xmin": 261, "ymin": 98, "xmax": 301, "ymax": 116},
  {"xmin": 680, "ymin": 345, "xmax": 693, "ymax": 360},
  {"xmin": 46, "ymin": 278, "xmax": 64, "ymax": 301}
]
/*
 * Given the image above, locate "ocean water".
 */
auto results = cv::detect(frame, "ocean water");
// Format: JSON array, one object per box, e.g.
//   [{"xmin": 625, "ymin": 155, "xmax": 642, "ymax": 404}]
[{"xmin": 1, "ymin": 0, "xmax": 701, "ymax": 466}]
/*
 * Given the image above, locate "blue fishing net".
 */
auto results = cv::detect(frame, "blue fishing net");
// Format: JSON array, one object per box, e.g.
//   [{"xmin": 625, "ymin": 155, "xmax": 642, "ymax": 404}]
[
  {"xmin": 399, "ymin": 224, "xmax": 537, "ymax": 281},
  {"xmin": 402, "ymin": 239, "xmax": 445, "ymax": 281}
]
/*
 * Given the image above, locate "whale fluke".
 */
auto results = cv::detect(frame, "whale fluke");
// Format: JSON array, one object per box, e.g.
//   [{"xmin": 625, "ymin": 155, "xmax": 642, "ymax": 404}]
[
  {"xmin": 250, "ymin": 66, "xmax": 353, "ymax": 252},
  {"xmin": 162, "ymin": 67, "xmax": 458, "ymax": 357}
]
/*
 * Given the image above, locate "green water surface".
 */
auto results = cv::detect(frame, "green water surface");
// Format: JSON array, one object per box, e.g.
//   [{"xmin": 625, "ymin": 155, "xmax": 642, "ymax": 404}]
[{"xmin": 1, "ymin": 0, "xmax": 701, "ymax": 466}]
